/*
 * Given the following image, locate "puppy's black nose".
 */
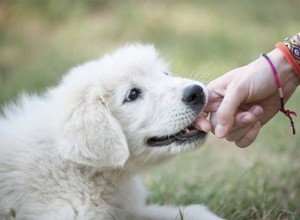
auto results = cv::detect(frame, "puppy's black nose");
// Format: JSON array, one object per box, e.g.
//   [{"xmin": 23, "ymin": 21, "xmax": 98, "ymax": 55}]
[{"xmin": 182, "ymin": 85, "xmax": 205, "ymax": 108}]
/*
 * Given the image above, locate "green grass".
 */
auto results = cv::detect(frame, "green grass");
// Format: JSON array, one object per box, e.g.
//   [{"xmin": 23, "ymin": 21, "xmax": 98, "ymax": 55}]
[{"xmin": 1, "ymin": 1, "xmax": 300, "ymax": 219}]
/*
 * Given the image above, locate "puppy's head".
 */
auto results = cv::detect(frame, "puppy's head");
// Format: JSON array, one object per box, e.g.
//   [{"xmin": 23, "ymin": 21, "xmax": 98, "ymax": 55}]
[{"xmin": 57, "ymin": 44, "xmax": 208, "ymax": 170}]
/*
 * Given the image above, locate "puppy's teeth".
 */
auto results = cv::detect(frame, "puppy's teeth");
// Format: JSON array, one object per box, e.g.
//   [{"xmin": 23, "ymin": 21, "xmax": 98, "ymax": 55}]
[{"xmin": 185, "ymin": 128, "xmax": 190, "ymax": 133}]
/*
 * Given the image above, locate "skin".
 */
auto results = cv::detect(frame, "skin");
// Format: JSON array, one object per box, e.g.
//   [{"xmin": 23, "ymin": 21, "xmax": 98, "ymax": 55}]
[{"xmin": 194, "ymin": 48, "xmax": 300, "ymax": 147}]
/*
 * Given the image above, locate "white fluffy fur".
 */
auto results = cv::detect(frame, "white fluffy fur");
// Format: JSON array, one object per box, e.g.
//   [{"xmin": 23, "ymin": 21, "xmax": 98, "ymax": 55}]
[{"xmin": 0, "ymin": 44, "xmax": 222, "ymax": 220}]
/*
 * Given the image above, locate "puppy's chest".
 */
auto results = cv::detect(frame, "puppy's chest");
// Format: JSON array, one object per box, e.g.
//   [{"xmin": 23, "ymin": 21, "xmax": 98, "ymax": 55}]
[{"xmin": 30, "ymin": 162, "xmax": 121, "ymax": 207}]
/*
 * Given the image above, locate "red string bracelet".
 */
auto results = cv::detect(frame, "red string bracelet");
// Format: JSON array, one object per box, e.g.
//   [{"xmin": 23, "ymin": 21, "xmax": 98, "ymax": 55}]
[{"xmin": 261, "ymin": 53, "xmax": 297, "ymax": 135}]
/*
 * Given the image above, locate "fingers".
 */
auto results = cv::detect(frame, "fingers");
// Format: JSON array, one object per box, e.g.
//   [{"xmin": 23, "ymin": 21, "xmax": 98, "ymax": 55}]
[
  {"xmin": 226, "ymin": 112, "xmax": 257, "ymax": 140},
  {"xmin": 213, "ymin": 84, "xmax": 246, "ymax": 138},
  {"xmin": 193, "ymin": 112, "xmax": 211, "ymax": 132},
  {"xmin": 235, "ymin": 122, "xmax": 262, "ymax": 148},
  {"xmin": 194, "ymin": 103, "xmax": 263, "ymax": 147},
  {"xmin": 248, "ymin": 105, "xmax": 264, "ymax": 118},
  {"xmin": 223, "ymin": 106, "xmax": 263, "ymax": 147}
]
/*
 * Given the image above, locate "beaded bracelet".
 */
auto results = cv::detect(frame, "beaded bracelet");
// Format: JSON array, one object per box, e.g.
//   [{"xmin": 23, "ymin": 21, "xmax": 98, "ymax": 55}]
[
  {"xmin": 276, "ymin": 33, "xmax": 300, "ymax": 77},
  {"xmin": 261, "ymin": 53, "xmax": 297, "ymax": 135}
]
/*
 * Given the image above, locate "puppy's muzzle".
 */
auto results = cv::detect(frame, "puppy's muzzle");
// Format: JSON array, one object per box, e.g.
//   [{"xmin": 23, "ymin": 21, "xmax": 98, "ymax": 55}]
[{"xmin": 182, "ymin": 84, "xmax": 206, "ymax": 111}]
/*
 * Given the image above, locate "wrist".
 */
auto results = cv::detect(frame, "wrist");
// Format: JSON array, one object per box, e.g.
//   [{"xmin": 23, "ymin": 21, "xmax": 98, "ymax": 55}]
[
  {"xmin": 261, "ymin": 51, "xmax": 297, "ymax": 134},
  {"xmin": 267, "ymin": 48, "xmax": 300, "ymax": 91}
]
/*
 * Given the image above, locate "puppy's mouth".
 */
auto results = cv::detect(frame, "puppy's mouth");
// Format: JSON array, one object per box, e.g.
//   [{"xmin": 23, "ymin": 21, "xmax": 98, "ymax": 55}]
[{"xmin": 147, "ymin": 124, "xmax": 206, "ymax": 147}]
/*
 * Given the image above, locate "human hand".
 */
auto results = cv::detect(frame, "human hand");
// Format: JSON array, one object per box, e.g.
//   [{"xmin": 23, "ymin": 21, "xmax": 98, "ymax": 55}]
[
  {"xmin": 194, "ymin": 105, "xmax": 263, "ymax": 147},
  {"xmin": 195, "ymin": 49, "xmax": 300, "ymax": 147}
]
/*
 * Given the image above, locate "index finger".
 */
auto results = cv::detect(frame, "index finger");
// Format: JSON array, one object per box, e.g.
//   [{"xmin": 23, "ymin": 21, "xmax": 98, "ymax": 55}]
[{"xmin": 214, "ymin": 84, "xmax": 246, "ymax": 137}]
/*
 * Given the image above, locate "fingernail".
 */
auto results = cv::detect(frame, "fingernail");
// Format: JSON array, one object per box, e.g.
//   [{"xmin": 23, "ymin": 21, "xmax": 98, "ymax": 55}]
[
  {"xmin": 241, "ymin": 115, "xmax": 253, "ymax": 124},
  {"xmin": 215, "ymin": 124, "xmax": 227, "ymax": 138},
  {"xmin": 251, "ymin": 106, "xmax": 263, "ymax": 117},
  {"xmin": 202, "ymin": 125, "xmax": 211, "ymax": 133},
  {"xmin": 192, "ymin": 121, "xmax": 201, "ymax": 130}
]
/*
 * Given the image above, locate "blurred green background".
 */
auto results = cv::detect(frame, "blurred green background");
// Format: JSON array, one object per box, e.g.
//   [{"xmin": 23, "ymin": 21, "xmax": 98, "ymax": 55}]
[{"xmin": 1, "ymin": 1, "xmax": 300, "ymax": 219}]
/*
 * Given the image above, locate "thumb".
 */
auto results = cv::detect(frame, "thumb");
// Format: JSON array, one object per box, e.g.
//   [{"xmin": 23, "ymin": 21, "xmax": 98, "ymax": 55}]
[{"xmin": 215, "ymin": 85, "xmax": 245, "ymax": 138}]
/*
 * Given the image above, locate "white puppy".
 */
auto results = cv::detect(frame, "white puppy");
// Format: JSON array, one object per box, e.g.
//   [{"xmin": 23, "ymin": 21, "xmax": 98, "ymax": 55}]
[{"xmin": 0, "ymin": 44, "xmax": 222, "ymax": 220}]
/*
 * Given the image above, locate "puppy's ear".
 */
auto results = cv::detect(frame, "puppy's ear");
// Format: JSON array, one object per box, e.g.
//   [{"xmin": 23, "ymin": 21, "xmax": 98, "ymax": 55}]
[{"xmin": 60, "ymin": 89, "xmax": 129, "ymax": 169}]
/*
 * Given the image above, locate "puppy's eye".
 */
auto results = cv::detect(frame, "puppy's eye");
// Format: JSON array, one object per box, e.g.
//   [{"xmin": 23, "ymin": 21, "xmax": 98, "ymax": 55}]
[{"xmin": 124, "ymin": 88, "xmax": 141, "ymax": 103}]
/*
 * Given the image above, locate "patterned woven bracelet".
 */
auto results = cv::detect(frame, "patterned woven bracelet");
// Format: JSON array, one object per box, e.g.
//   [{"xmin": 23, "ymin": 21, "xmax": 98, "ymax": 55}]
[
  {"xmin": 276, "ymin": 32, "xmax": 300, "ymax": 77},
  {"xmin": 261, "ymin": 53, "xmax": 297, "ymax": 135}
]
